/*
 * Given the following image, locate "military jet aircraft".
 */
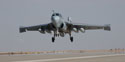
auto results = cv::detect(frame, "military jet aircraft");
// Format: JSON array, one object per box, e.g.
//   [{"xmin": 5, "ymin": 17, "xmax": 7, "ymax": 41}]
[{"xmin": 19, "ymin": 11, "xmax": 111, "ymax": 43}]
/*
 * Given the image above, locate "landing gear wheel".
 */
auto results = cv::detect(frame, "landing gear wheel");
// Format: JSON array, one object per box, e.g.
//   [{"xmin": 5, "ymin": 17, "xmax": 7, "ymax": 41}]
[
  {"xmin": 52, "ymin": 37, "xmax": 55, "ymax": 43},
  {"xmin": 70, "ymin": 37, "xmax": 73, "ymax": 42}
]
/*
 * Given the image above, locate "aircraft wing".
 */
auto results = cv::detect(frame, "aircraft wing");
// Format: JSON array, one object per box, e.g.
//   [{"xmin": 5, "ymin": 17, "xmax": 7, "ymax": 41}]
[
  {"xmin": 19, "ymin": 23, "xmax": 53, "ymax": 33},
  {"xmin": 67, "ymin": 23, "xmax": 111, "ymax": 32}
]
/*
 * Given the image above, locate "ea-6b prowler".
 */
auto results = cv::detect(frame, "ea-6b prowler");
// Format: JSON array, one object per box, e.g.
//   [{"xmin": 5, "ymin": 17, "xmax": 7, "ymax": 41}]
[{"xmin": 19, "ymin": 11, "xmax": 111, "ymax": 43}]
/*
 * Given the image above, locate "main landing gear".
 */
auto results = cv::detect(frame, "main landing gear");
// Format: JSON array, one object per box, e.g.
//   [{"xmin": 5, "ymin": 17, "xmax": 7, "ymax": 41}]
[
  {"xmin": 52, "ymin": 34, "xmax": 56, "ymax": 43},
  {"xmin": 52, "ymin": 37, "xmax": 55, "ymax": 43},
  {"xmin": 70, "ymin": 36, "xmax": 73, "ymax": 42},
  {"xmin": 51, "ymin": 33, "xmax": 74, "ymax": 43},
  {"xmin": 69, "ymin": 32, "xmax": 74, "ymax": 42}
]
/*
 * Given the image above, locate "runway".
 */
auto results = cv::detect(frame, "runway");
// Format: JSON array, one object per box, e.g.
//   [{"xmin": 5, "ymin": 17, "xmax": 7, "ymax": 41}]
[{"xmin": 0, "ymin": 53, "xmax": 125, "ymax": 62}]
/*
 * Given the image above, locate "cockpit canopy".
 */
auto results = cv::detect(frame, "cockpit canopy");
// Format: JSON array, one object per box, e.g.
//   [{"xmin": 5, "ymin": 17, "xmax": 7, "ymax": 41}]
[{"xmin": 52, "ymin": 13, "xmax": 62, "ymax": 17}]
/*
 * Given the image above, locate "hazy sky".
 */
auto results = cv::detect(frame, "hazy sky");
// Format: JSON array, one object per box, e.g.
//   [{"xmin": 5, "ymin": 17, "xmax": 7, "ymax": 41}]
[{"xmin": 0, "ymin": 0, "xmax": 125, "ymax": 52}]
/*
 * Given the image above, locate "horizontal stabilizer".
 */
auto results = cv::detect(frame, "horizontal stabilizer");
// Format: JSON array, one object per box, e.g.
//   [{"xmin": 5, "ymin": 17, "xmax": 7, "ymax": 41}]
[
  {"xmin": 104, "ymin": 24, "xmax": 111, "ymax": 31},
  {"xmin": 19, "ymin": 27, "xmax": 26, "ymax": 33}
]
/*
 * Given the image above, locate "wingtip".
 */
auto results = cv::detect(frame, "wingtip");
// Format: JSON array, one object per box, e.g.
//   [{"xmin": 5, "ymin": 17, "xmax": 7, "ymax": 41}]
[
  {"xmin": 104, "ymin": 24, "xmax": 111, "ymax": 31},
  {"xmin": 19, "ymin": 26, "xmax": 26, "ymax": 33}
]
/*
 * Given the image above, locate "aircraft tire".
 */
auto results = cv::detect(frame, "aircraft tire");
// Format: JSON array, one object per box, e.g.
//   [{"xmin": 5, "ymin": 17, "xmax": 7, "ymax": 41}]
[
  {"xmin": 70, "ymin": 37, "xmax": 73, "ymax": 42},
  {"xmin": 52, "ymin": 37, "xmax": 55, "ymax": 43}
]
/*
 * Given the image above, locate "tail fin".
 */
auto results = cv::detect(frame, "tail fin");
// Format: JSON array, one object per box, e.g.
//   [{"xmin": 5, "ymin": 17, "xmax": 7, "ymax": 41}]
[
  {"xmin": 104, "ymin": 24, "xmax": 111, "ymax": 31},
  {"xmin": 19, "ymin": 26, "xmax": 26, "ymax": 33},
  {"xmin": 52, "ymin": 10, "xmax": 55, "ymax": 13}
]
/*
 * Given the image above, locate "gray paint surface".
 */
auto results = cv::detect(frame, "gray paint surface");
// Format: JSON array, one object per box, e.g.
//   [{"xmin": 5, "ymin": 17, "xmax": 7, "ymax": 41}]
[{"xmin": 0, "ymin": 0, "xmax": 125, "ymax": 52}]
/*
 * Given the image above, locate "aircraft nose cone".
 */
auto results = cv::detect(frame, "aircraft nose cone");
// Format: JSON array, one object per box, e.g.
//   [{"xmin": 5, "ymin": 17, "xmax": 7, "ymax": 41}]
[
  {"xmin": 52, "ymin": 16, "xmax": 62, "ymax": 28},
  {"xmin": 53, "ymin": 16, "xmax": 60, "ymax": 21}
]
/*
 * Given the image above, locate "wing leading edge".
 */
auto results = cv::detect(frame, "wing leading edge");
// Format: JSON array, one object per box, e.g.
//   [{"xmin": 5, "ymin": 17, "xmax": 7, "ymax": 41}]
[
  {"xmin": 19, "ymin": 23, "xmax": 53, "ymax": 33},
  {"xmin": 68, "ymin": 23, "xmax": 111, "ymax": 32}
]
